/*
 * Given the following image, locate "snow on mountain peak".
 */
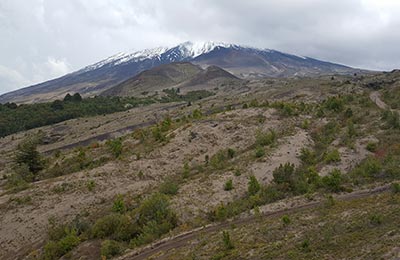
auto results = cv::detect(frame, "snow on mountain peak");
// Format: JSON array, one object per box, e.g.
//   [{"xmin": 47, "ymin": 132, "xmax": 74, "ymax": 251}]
[
  {"xmin": 79, "ymin": 41, "xmax": 240, "ymax": 73},
  {"xmin": 177, "ymin": 41, "xmax": 237, "ymax": 58}
]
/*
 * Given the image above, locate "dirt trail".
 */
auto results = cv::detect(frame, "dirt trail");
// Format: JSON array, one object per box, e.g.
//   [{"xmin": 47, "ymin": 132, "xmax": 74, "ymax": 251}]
[
  {"xmin": 370, "ymin": 91, "xmax": 389, "ymax": 110},
  {"xmin": 117, "ymin": 185, "xmax": 390, "ymax": 260}
]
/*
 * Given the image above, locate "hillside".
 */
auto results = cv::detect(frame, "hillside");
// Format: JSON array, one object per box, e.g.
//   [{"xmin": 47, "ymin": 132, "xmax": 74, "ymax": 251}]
[
  {"xmin": 0, "ymin": 41, "xmax": 364, "ymax": 104},
  {"xmin": 0, "ymin": 71, "xmax": 399, "ymax": 259},
  {"xmin": 101, "ymin": 62, "xmax": 240, "ymax": 97}
]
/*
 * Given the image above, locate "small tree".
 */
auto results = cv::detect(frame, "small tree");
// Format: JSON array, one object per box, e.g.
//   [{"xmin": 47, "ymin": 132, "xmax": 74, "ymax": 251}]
[
  {"xmin": 248, "ymin": 175, "xmax": 260, "ymax": 196},
  {"xmin": 224, "ymin": 179, "xmax": 233, "ymax": 191},
  {"xmin": 14, "ymin": 136, "xmax": 43, "ymax": 181},
  {"xmin": 222, "ymin": 231, "xmax": 234, "ymax": 250},
  {"xmin": 112, "ymin": 194, "xmax": 126, "ymax": 213}
]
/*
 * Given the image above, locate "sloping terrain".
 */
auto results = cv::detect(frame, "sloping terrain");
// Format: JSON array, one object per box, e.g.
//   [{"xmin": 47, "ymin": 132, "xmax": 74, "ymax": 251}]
[
  {"xmin": 0, "ymin": 72, "xmax": 399, "ymax": 260},
  {"xmin": 0, "ymin": 41, "xmax": 363, "ymax": 104},
  {"xmin": 100, "ymin": 62, "xmax": 202, "ymax": 97},
  {"xmin": 100, "ymin": 63, "xmax": 240, "ymax": 97}
]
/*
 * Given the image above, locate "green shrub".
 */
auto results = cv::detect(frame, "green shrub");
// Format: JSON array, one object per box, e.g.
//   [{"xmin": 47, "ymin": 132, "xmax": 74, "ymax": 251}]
[
  {"xmin": 86, "ymin": 180, "xmax": 96, "ymax": 192},
  {"xmin": 273, "ymin": 163, "xmax": 295, "ymax": 185},
  {"xmin": 321, "ymin": 169, "xmax": 344, "ymax": 192},
  {"xmin": 112, "ymin": 194, "xmax": 126, "ymax": 213},
  {"xmin": 14, "ymin": 136, "xmax": 43, "ymax": 180},
  {"xmin": 255, "ymin": 146, "xmax": 265, "ymax": 158},
  {"xmin": 324, "ymin": 149, "xmax": 341, "ymax": 164},
  {"xmin": 159, "ymin": 179, "xmax": 179, "ymax": 195},
  {"xmin": 248, "ymin": 175, "xmax": 260, "ymax": 196},
  {"xmin": 227, "ymin": 148, "xmax": 236, "ymax": 159},
  {"xmin": 369, "ymin": 214, "xmax": 382, "ymax": 225},
  {"xmin": 282, "ymin": 215, "xmax": 291, "ymax": 225},
  {"xmin": 299, "ymin": 148, "xmax": 317, "ymax": 165},
  {"xmin": 101, "ymin": 240, "xmax": 123, "ymax": 258},
  {"xmin": 366, "ymin": 142, "xmax": 378, "ymax": 152},
  {"xmin": 222, "ymin": 231, "xmax": 234, "ymax": 250},
  {"xmin": 224, "ymin": 179, "xmax": 233, "ymax": 191},
  {"xmin": 43, "ymin": 229, "xmax": 80, "ymax": 260},
  {"xmin": 210, "ymin": 150, "xmax": 227, "ymax": 170},
  {"xmin": 182, "ymin": 162, "xmax": 190, "ymax": 178},
  {"xmin": 391, "ymin": 183, "xmax": 400, "ymax": 193},
  {"xmin": 137, "ymin": 193, "xmax": 177, "ymax": 229},
  {"xmin": 106, "ymin": 138, "xmax": 123, "ymax": 158},
  {"xmin": 255, "ymin": 129, "xmax": 276, "ymax": 146},
  {"xmin": 92, "ymin": 213, "xmax": 138, "ymax": 241}
]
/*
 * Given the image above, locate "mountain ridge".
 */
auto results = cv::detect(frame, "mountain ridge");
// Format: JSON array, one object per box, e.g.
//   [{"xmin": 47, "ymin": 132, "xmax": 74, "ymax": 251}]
[{"xmin": 0, "ymin": 41, "xmax": 365, "ymax": 104}]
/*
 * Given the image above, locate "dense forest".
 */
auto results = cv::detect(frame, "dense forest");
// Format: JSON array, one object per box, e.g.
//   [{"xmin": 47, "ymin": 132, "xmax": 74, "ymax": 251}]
[{"xmin": 0, "ymin": 90, "xmax": 213, "ymax": 137}]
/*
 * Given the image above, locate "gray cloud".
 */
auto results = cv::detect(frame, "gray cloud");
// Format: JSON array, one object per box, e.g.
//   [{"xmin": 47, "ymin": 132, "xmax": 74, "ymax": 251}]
[{"xmin": 1, "ymin": 0, "xmax": 400, "ymax": 94}]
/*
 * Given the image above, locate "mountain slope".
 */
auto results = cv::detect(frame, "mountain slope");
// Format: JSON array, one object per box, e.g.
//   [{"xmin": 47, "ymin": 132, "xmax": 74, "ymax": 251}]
[
  {"xmin": 101, "ymin": 62, "xmax": 203, "ymax": 97},
  {"xmin": 0, "ymin": 41, "xmax": 364, "ymax": 104},
  {"xmin": 101, "ymin": 62, "xmax": 241, "ymax": 97}
]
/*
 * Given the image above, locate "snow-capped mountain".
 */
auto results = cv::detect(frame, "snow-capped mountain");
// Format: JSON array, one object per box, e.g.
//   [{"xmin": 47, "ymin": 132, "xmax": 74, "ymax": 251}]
[{"xmin": 0, "ymin": 41, "xmax": 363, "ymax": 104}]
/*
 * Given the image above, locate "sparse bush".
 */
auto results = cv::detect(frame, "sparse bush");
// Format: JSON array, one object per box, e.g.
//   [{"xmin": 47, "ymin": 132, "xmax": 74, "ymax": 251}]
[
  {"xmin": 273, "ymin": 163, "xmax": 295, "ymax": 186},
  {"xmin": 14, "ymin": 136, "xmax": 43, "ymax": 180},
  {"xmin": 192, "ymin": 109, "xmax": 202, "ymax": 119},
  {"xmin": 321, "ymin": 169, "xmax": 344, "ymax": 192},
  {"xmin": 86, "ymin": 180, "xmax": 96, "ymax": 192},
  {"xmin": 106, "ymin": 138, "xmax": 123, "ymax": 158},
  {"xmin": 391, "ymin": 183, "xmax": 400, "ymax": 193},
  {"xmin": 224, "ymin": 179, "xmax": 233, "ymax": 191},
  {"xmin": 248, "ymin": 175, "xmax": 260, "ymax": 196},
  {"xmin": 227, "ymin": 148, "xmax": 235, "ymax": 159},
  {"xmin": 366, "ymin": 142, "xmax": 378, "ymax": 152},
  {"xmin": 222, "ymin": 231, "xmax": 234, "ymax": 250},
  {"xmin": 182, "ymin": 162, "xmax": 190, "ymax": 178},
  {"xmin": 369, "ymin": 214, "xmax": 382, "ymax": 225},
  {"xmin": 43, "ymin": 228, "xmax": 80, "ymax": 260},
  {"xmin": 282, "ymin": 215, "xmax": 291, "ymax": 226},
  {"xmin": 101, "ymin": 240, "xmax": 123, "ymax": 258},
  {"xmin": 324, "ymin": 149, "xmax": 341, "ymax": 164},
  {"xmin": 255, "ymin": 146, "xmax": 265, "ymax": 158},
  {"xmin": 159, "ymin": 179, "xmax": 179, "ymax": 195},
  {"xmin": 255, "ymin": 129, "xmax": 276, "ymax": 147},
  {"xmin": 299, "ymin": 148, "xmax": 317, "ymax": 165},
  {"xmin": 112, "ymin": 194, "xmax": 126, "ymax": 213}
]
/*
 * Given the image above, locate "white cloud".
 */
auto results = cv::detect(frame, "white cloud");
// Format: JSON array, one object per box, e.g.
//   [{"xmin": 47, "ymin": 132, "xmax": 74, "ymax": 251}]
[{"xmin": 1, "ymin": 0, "xmax": 400, "ymax": 95}]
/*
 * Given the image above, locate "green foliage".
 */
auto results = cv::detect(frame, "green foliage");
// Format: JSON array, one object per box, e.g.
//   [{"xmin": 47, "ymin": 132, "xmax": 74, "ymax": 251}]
[
  {"xmin": 282, "ymin": 215, "xmax": 291, "ymax": 226},
  {"xmin": 255, "ymin": 129, "xmax": 277, "ymax": 147},
  {"xmin": 299, "ymin": 148, "xmax": 317, "ymax": 165},
  {"xmin": 324, "ymin": 149, "xmax": 341, "ymax": 164},
  {"xmin": 182, "ymin": 162, "xmax": 190, "ymax": 178},
  {"xmin": 43, "ymin": 228, "xmax": 80, "ymax": 260},
  {"xmin": 14, "ymin": 136, "xmax": 43, "ymax": 180},
  {"xmin": 86, "ymin": 180, "xmax": 96, "ymax": 192},
  {"xmin": 112, "ymin": 195, "xmax": 126, "ymax": 213},
  {"xmin": 369, "ymin": 214, "xmax": 382, "ymax": 226},
  {"xmin": 192, "ymin": 109, "xmax": 203, "ymax": 119},
  {"xmin": 323, "ymin": 96, "xmax": 344, "ymax": 112},
  {"xmin": 255, "ymin": 146, "xmax": 265, "ymax": 158},
  {"xmin": 224, "ymin": 179, "xmax": 233, "ymax": 191},
  {"xmin": 366, "ymin": 142, "xmax": 378, "ymax": 152},
  {"xmin": 273, "ymin": 163, "xmax": 296, "ymax": 185},
  {"xmin": 92, "ymin": 213, "xmax": 139, "ymax": 241},
  {"xmin": 350, "ymin": 157, "xmax": 382, "ymax": 180},
  {"xmin": 222, "ymin": 231, "xmax": 234, "ymax": 250},
  {"xmin": 382, "ymin": 110, "xmax": 400, "ymax": 129},
  {"xmin": 159, "ymin": 179, "xmax": 179, "ymax": 195},
  {"xmin": 391, "ymin": 183, "xmax": 400, "ymax": 193},
  {"xmin": 161, "ymin": 89, "xmax": 214, "ymax": 103},
  {"xmin": 0, "ymin": 95, "xmax": 156, "ymax": 137},
  {"xmin": 227, "ymin": 148, "xmax": 236, "ymax": 159},
  {"xmin": 321, "ymin": 169, "xmax": 344, "ymax": 192},
  {"xmin": 106, "ymin": 138, "xmax": 123, "ymax": 158},
  {"xmin": 248, "ymin": 175, "xmax": 260, "ymax": 196},
  {"xmin": 101, "ymin": 240, "xmax": 123, "ymax": 258}
]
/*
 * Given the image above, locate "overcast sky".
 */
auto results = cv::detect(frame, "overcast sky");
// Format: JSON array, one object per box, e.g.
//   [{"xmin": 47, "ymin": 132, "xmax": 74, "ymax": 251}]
[{"xmin": 1, "ymin": 0, "xmax": 400, "ymax": 95}]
